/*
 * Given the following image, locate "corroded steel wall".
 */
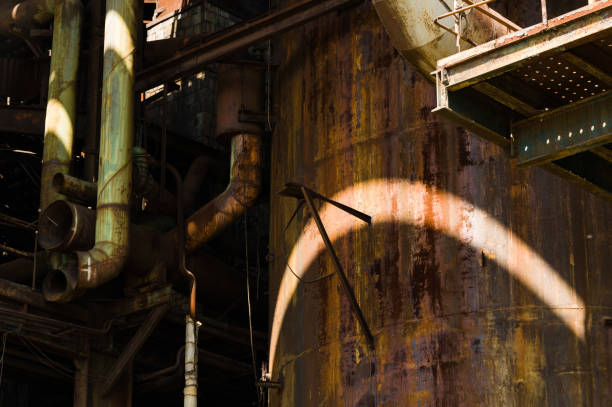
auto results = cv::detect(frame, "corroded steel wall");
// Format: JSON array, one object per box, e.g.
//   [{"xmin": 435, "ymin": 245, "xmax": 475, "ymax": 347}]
[{"xmin": 268, "ymin": 2, "xmax": 612, "ymax": 406}]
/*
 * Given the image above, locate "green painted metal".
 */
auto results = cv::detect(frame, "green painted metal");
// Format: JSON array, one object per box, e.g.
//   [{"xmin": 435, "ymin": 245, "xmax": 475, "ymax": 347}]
[
  {"xmin": 39, "ymin": 0, "xmax": 83, "ymax": 211},
  {"xmin": 514, "ymin": 91, "xmax": 611, "ymax": 166},
  {"xmin": 51, "ymin": 0, "xmax": 138, "ymax": 301}
]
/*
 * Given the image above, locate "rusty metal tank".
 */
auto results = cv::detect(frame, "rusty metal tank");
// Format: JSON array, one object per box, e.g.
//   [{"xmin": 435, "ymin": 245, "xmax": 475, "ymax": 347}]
[{"xmin": 268, "ymin": 2, "xmax": 612, "ymax": 406}]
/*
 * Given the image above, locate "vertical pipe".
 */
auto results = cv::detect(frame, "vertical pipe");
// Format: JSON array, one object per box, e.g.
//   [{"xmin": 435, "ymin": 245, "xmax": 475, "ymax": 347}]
[
  {"xmin": 73, "ymin": 356, "xmax": 88, "ymax": 407},
  {"xmin": 541, "ymin": 0, "xmax": 548, "ymax": 24},
  {"xmin": 84, "ymin": 0, "xmax": 104, "ymax": 182},
  {"xmin": 76, "ymin": 0, "xmax": 138, "ymax": 292},
  {"xmin": 40, "ymin": 0, "xmax": 83, "ymax": 210},
  {"xmin": 42, "ymin": 0, "xmax": 138, "ymax": 302},
  {"xmin": 184, "ymin": 315, "xmax": 201, "ymax": 407}
]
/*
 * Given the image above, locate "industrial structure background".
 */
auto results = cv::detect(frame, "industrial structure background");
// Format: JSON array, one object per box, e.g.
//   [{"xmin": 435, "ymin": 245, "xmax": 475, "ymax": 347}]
[{"xmin": 0, "ymin": 0, "xmax": 610, "ymax": 406}]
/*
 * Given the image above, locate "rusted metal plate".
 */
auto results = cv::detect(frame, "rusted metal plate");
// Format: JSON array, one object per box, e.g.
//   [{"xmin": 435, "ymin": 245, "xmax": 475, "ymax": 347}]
[
  {"xmin": 513, "ymin": 91, "xmax": 611, "ymax": 166},
  {"xmin": 268, "ymin": 2, "xmax": 612, "ymax": 406}
]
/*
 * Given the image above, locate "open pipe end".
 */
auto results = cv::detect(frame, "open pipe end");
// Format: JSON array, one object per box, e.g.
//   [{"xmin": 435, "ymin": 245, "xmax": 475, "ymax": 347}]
[
  {"xmin": 52, "ymin": 172, "xmax": 66, "ymax": 193},
  {"xmin": 39, "ymin": 200, "xmax": 95, "ymax": 251},
  {"xmin": 42, "ymin": 254, "xmax": 80, "ymax": 303},
  {"xmin": 39, "ymin": 200, "xmax": 74, "ymax": 250}
]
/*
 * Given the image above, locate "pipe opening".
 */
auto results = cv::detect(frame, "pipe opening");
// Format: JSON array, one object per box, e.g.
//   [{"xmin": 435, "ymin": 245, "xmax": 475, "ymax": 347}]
[
  {"xmin": 52, "ymin": 173, "xmax": 66, "ymax": 192},
  {"xmin": 39, "ymin": 200, "xmax": 74, "ymax": 250},
  {"xmin": 42, "ymin": 270, "xmax": 68, "ymax": 301},
  {"xmin": 42, "ymin": 253, "xmax": 78, "ymax": 302}
]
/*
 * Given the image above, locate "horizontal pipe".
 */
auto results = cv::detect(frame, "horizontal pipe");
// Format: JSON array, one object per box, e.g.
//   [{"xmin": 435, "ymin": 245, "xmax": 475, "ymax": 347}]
[{"xmin": 53, "ymin": 173, "xmax": 97, "ymax": 203}]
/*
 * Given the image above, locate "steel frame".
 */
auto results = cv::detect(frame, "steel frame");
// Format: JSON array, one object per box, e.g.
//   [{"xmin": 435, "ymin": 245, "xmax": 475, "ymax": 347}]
[
  {"xmin": 279, "ymin": 182, "xmax": 374, "ymax": 350},
  {"xmin": 435, "ymin": 1, "xmax": 612, "ymax": 90},
  {"xmin": 433, "ymin": 1, "xmax": 612, "ymax": 199},
  {"xmin": 513, "ymin": 92, "xmax": 611, "ymax": 166},
  {"xmin": 136, "ymin": 0, "xmax": 362, "ymax": 91}
]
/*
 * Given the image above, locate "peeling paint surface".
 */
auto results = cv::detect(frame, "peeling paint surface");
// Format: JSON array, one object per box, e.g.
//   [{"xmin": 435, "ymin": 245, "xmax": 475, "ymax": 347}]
[{"xmin": 269, "ymin": 2, "xmax": 612, "ymax": 406}]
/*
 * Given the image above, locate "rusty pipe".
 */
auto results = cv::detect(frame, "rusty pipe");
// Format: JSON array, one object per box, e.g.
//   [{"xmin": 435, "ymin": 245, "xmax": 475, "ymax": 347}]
[
  {"xmin": 52, "ymin": 173, "xmax": 97, "ymax": 203},
  {"xmin": 372, "ymin": 0, "xmax": 518, "ymax": 76},
  {"xmin": 168, "ymin": 62, "xmax": 265, "ymax": 253},
  {"xmin": 148, "ymin": 158, "xmax": 196, "ymax": 318},
  {"xmin": 52, "ymin": 152, "xmax": 178, "ymax": 215},
  {"xmin": 183, "ymin": 156, "xmax": 210, "ymax": 214},
  {"xmin": 38, "ymin": 200, "xmax": 95, "ymax": 251},
  {"xmin": 171, "ymin": 133, "xmax": 263, "ymax": 253},
  {"xmin": 42, "ymin": 0, "xmax": 138, "ymax": 303}
]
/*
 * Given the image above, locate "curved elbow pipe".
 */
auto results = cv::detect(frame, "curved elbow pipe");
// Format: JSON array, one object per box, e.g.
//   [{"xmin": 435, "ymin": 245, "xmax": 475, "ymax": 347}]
[
  {"xmin": 43, "ymin": 0, "xmax": 138, "ymax": 303},
  {"xmin": 372, "ymin": 0, "xmax": 516, "ymax": 76},
  {"xmin": 171, "ymin": 133, "xmax": 262, "ymax": 253}
]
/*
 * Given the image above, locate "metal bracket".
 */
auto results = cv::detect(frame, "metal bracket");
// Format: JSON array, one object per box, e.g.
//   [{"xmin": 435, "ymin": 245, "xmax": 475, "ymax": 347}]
[
  {"xmin": 279, "ymin": 182, "xmax": 375, "ymax": 350},
  {"xmin": 256, "ymin": 379, "xmax": 283, "ymax": 389}
]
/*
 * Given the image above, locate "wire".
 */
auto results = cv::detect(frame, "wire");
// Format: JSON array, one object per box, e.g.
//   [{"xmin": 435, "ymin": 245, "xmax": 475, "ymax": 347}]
[
  {"xmin": 19, "ymin": 336, "xmax": 73, "ymax": 379},
  {"xmin": 255, "ymin": 215, "xmax": 261, "ymax": 303},
  {"xmin": 279, "ymin": 205, "xmax": 335, "ymax": 284},
  {"xmin": 284, "ymin": 257, "xmax": 334, "ymax": 284},
  {"xmin": 244, "ymin": 207, "xmax": 260, "ymax": 403},
  {"xmin": 0, "ymin": 332, "xmax": 8, "ymax": 389}
]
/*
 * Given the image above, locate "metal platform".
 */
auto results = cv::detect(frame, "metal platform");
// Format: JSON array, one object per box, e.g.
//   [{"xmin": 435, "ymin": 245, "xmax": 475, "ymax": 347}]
[{"xmin": 433, "ymin": 1, "xmax": 612, "ymax": 200}]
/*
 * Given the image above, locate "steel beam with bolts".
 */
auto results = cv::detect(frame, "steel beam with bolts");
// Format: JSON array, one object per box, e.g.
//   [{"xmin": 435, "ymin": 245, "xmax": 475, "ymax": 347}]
[{"xmin": 513, "ymin": 92, "xmax": 611, "ymax": 166}]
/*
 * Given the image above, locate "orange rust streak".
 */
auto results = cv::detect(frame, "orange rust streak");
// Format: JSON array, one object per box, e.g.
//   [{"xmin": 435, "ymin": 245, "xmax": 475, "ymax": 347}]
[{"xmin": 269, "ymin": 179, "xmax": 586, "ymax": 375}]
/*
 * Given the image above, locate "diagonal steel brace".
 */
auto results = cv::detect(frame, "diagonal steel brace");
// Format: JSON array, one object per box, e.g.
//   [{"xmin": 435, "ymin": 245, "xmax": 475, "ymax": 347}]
[{"xmin": 279, "ymin": 182, "xmax": 374, "ymax": 350}]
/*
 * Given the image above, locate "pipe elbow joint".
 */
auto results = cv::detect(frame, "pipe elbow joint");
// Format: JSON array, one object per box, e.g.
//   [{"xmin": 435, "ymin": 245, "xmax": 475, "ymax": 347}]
[{"xmin": 42, "ymin": 241, "xmax": 128, "ymax": 302}]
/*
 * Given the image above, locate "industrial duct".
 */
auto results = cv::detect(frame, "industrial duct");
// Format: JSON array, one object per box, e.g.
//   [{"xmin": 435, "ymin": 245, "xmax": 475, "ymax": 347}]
[
  {"xmin": 30, "ymin": 0, "xmax": 83, "ymax": 211},
  {"xmin": 42, "ymin": 62, "xmax": 264, "ymax": 302},
  {"xmin": 43, "ymin": 0, "xmax": 138, "ymax": 303},
  {"xmin": 372, "ymin": 0, "xmax": 518, "ymax": 76}
]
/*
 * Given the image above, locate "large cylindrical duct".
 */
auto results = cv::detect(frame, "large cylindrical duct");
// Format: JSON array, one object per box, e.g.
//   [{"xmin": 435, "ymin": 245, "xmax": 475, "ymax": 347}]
[
  {"xmin": 38, "ymin": 0, "xmax": 83, "ymax": 210},
  {"xmin": 267, "ymin": 2, "xmax": 612, "ymax": 406},
  {"xmin": 167, "ymin": 63, "xmax": 265, "ymax": 253},
  {"xmin": 42, "ymin": 0, "xmax": 138, "ymax": 303},
  {"xmin": 372, "ymin": 0, "xmax": 516, "ymax": 76}
]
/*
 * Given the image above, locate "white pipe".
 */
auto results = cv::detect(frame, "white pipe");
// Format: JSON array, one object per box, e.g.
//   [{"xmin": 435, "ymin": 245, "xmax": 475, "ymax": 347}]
[{"xmin": 184, "ymin": 315, "xmax": 201, "ymax": 407}]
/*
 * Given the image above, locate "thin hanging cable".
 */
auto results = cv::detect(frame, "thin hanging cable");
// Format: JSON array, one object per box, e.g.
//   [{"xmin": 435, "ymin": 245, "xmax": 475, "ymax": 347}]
[
  {"xmin": 244, "ymin": 204, "xmax": 260, "ymax": 403},
  {"xmin": 255, "ymin": 216, "xmax": 261, "ymax": 303},
  {"xmin": 0, "ymin": 332, "xmax": 8, "ymax": 389},
  {"xmin": 280, "ymin": 202, "xmax": 334, "ymax": 284}
]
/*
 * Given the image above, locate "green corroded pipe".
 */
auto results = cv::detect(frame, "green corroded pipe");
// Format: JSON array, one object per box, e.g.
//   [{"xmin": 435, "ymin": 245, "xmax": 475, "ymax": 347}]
[
  {"xmin": 43, "ymin": 0, "xmax": 138, "ymax": 302},
  {"xmin": 39, "ymin": 0, "xmax": 83, "ymax": 211}
]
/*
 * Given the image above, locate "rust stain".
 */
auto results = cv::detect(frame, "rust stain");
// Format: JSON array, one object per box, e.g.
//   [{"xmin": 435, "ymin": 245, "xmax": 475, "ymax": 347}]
[{"xmin": 269, "ymin": 1, "xmax": 612, "ymax": 406}]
